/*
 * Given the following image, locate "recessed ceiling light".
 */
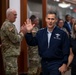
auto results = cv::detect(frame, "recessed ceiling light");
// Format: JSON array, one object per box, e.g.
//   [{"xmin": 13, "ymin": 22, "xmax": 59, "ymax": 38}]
[
  {"xmin": 58, "ymin": 2, "xmax": 71, "ymax": 8},
  {"xmin": 54, "ymin": 0, "xmax": 60, "ymax": 2},
  {"xmin": 70, "ymin": 6, "xmax": 73, "ymax": 10}
]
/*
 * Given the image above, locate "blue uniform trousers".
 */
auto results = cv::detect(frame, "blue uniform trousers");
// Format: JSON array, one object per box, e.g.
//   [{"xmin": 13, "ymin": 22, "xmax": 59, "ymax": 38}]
[{"xmin": 41, "ymin": 59, "xmax": 61, "ymax": 75}]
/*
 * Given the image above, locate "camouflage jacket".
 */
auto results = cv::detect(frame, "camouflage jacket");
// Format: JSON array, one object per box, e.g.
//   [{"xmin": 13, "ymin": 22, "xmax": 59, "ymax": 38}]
[
  {"xmin": 28, "ymin": 27, "xmax": 41, "ymax": 61},
  {"xmin": 1, "ymin": 19, "xmax": 24, "ymax": 57}
]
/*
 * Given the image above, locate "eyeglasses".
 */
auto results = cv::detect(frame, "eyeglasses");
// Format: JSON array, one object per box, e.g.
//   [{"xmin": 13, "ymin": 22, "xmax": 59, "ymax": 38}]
[{"xmin": 59, "ymin": 22, "xmax": 64, "ymax": 23}]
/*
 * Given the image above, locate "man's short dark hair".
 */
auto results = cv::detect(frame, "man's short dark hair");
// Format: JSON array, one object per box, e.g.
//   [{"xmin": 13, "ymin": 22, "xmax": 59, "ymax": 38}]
[
  {"xmin": 29, "ymin": 15, "xmax": 36, "ymax": 22},
  {"xmin": 65, "ymin": 14, "xmax": 70, "ymax": 18},
  {"xmin": 47, "ymin": 11, "xmax": 57, "ymax": 18}
]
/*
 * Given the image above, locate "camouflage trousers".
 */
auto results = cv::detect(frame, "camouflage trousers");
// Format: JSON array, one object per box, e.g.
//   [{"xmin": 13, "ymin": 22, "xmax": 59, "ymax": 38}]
[
  {"xmin": 3, "ymin": 56, "xmax": 18, "ymax": 75},
  {"xmin": 28, "ymin": 60, "xmax": 41, "ymax": 75}
]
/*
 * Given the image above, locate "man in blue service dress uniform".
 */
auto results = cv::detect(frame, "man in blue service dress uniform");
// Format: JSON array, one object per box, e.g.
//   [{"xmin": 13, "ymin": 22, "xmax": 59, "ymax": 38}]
[{"xmin": 25, "ymin": 11, "xmax": 70, "ymax": 75}]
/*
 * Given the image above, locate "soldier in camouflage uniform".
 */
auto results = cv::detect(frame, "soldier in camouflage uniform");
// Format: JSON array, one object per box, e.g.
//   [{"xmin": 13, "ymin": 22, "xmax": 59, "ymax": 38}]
[
  {"xmin": 27, "ymin": 15, "xmax": 41, "ymax": 75},
  {"xmin": 1, "ymin": 8, "xmax": 26, "ymax": 75}
]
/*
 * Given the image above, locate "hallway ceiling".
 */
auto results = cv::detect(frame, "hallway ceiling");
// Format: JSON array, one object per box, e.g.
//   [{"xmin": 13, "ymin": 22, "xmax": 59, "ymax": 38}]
[
  {"xmin": 65, "ymin": 0, "xmax": 76, "ymax": 4},
  {"xmin": 28, "ymin": 0, "xmax": 76, "ymax": 13},
  {"xmin": 28, "ymin": 0, "xmax": 76, "ymax": 4}
]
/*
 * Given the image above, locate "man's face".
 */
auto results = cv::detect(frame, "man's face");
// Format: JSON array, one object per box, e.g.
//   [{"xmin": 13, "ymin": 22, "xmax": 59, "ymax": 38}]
[
  {"xmin": 66, "ymin": 15, "xmax": 71, "ymax": 22},
  {"xmin": 45, "ymin": 14, "xmax": 57, "ymax": 30},
  {"xmin": 9, "ymin": 10, "xmax": 17, "ymax": 23},
  {"xmin": 33, "ymin": 18, "xmax": 39, "ymax": 26}
]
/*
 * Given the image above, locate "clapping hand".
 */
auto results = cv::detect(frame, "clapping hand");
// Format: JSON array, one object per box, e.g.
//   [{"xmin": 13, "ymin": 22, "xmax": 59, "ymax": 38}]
[{"xmin": 20, "ymin": 19, "xmax": 35, "ymax": 34}]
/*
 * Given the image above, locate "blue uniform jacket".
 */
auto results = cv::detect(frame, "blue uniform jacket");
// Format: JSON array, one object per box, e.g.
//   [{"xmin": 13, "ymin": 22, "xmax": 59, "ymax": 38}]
[
  {"xmin": 63, "ymin": 21, "xmax": 72, "ymax": 34},
  {"xmin": 25, "ymin": 26, "xmax": 70, "ymax": 64}
]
